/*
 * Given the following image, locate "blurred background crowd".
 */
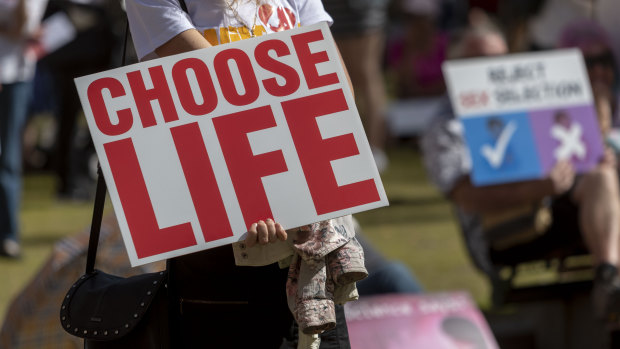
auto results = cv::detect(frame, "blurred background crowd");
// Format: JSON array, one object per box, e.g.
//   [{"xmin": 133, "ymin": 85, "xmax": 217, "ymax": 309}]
[{"xmin": 1, "ymin": 0, "xmax": 620, "ymax": 348}]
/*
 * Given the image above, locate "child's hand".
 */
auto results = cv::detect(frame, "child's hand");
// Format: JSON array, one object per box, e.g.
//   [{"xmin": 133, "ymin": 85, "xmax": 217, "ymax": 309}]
[{"xmin": 245, "ymin": 218, "xmax": 287, "ymax": 247}]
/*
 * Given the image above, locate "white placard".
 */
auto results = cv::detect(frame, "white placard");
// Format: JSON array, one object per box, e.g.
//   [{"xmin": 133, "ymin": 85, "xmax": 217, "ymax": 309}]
[{"xmin": 75, "ymin": 22, "xmax": 388, "ymax": 266}]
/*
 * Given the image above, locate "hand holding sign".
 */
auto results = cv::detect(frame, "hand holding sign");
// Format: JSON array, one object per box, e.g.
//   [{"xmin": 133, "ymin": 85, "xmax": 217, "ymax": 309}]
[
  {"xmin": 246, "ymin": 219, "xmax": 287, "ymax": 247},
  {"xmin": 601, "ymin": 147, "xmax": 617, "ymax": 168},
  {"xmin": 547, "ymin": 160, "xmax": 575, "ymax": 195}
]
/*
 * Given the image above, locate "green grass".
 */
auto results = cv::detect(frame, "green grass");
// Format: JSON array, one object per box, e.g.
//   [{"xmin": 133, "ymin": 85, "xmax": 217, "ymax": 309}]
[
  {"xmin": 0, "ymin": 146, "xmax": 491, "ymax": 327},
  {"xmin": 355, "ymin": 146, "xmax": 490, "ymax": 305},
  {"xmin": 0, "ymin": 174, "xmax": 93, "ymax": 326}
]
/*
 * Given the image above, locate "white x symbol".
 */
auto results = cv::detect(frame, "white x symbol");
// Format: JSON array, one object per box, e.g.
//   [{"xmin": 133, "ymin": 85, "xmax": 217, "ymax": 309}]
[{"xmin": 551, "ymin": 123, "xmax": 586, "ymax": 161}]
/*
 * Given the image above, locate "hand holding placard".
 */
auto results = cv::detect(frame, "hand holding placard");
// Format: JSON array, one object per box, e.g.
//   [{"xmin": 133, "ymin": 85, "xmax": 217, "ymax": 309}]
[
  {"xmin": 547, "ymin": 160, "xmax": 575, "ymax": 196},
  {"xmin": 246, "ymin": 219, "xmax": 287, "ymax": 247}
]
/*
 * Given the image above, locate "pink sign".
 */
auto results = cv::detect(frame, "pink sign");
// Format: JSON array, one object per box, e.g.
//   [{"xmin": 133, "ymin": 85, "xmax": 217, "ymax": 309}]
[{"xmin": 345, "ymin": 292, "xmax": 499, "ymax": 349}]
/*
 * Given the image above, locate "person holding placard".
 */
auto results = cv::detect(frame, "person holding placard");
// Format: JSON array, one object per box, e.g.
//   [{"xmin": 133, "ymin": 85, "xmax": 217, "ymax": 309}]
[
  {"xmin": 124, "ymin": 0, "xmax": 364, "ymax": 348},
  {"xmin": 421, "ymin": 13, "xmax": 620, "ymax": 322}
]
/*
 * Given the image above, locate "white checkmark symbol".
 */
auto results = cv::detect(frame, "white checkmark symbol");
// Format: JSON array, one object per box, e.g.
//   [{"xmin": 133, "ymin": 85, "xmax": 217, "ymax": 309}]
[{"xmin": 480, "ymin": 121, "xmax": 517, "ymax": 169}]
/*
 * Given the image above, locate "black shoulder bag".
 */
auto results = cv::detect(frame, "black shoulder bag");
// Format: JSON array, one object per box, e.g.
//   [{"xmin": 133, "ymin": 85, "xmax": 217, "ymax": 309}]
[{"xmin": 59, "ymin": 17, "xmax": 171, "ymax": 348}]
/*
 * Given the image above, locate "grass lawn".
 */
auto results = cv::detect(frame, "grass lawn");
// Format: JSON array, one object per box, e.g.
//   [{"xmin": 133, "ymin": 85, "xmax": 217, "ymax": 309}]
[
  {"xmin": 0, "ymin": 145, "xmax": 491, "ymax": 328},
  {"xmin": 0, "ymin": 174, "xmax": 94, "ymax": 327},
  {"xmin": 355, "ymin": 146, "xmax": 490, "ymax": 304}
]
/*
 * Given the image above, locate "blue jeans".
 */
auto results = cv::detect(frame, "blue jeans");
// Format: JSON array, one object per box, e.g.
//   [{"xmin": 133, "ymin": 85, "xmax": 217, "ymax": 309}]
[
  {"xmin": 0, "ymin": 81, "xmax": 32, "ymax": 242},
  {"xmin": 356, "ymin": 261, "xmax": 423, "ymax": 295}
]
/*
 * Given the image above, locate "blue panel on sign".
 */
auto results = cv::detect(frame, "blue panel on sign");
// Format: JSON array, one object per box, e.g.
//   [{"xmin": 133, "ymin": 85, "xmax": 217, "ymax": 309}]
[{"xmin": 462, "ymin": 112, "xmax": 543, "ymax": 186}]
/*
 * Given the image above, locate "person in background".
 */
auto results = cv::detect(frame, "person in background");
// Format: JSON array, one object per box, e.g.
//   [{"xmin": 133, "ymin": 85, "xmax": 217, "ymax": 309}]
[
  {"xmin": 420, "ymin": 10, "xmax": 620, "ymax": 322},
  {"xmin": 322, "ymin": 0, "xmax": 390, "ymax": 172},
  {"xmin": 386, "ymin": 0, "xmax": 447, "ymax": 99},
  {"xmin": 39, "ymin": 0, "xmax": 123, "ymax": 201},
  {"xmin": 557, "ymin": 19, "xmax": 619, "ymax": 141},
  {"xmin": 0, "ymin": 0, "xmax": 49, "ymax": 258}
]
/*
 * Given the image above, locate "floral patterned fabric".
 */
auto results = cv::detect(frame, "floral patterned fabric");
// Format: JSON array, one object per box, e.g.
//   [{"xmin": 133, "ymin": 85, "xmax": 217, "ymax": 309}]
[
  {"xmin": 232, "ymin": 215, "xmax": 366, "ymax": 348},
  {"xmin": 286, "ymin": 224, "xmax": 365, "ymax": 349},
  {"xmin": 286, "ymin": 221, "xmax": 367, "ymax": 334}
]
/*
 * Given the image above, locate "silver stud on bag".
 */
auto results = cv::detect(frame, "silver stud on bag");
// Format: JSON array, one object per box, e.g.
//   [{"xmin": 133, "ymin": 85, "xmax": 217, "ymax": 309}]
[
  {"xmin": 114, "ymin": 330, "xmax": 119, "ymax": 335},
  {"xmin": 134, "ymin": 313, "xmax": 138, "ymax": 318}
]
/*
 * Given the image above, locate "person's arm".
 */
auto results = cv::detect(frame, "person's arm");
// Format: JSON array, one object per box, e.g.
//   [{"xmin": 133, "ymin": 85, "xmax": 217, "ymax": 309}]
[
  {"xmin": 451, "ymin": 160, "xmax": 575, "ymax": 213},
  {"xmin": 154, "ymin": 28, "xmax": 212, "ymax": 57},
  {"xmin": 245, "ymin": 219, "xmax": 287, "ymax": 247},
  {"xmin": 0, "ymin": 0, "xmax": 27, "ymax": 40},
  {"xmin": 0, "ymin": 0, "xmax": 30, "ymax": 90},
  {"xmin": 335, "ymin": 44, "xmax": 354, "ymax": 98}
]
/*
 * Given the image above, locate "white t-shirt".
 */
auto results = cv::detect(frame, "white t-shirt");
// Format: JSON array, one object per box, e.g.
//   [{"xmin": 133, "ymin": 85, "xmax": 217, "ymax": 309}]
[
  {"xmin": 0, "ymin": 0, "xmax": 48, "ymax": 83},
  {"xmin": 126, "ymin": 0, "xmax": 333, "ymax": 61}
]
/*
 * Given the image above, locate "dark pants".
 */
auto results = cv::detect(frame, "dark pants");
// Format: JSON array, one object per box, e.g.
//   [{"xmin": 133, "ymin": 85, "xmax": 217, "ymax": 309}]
[
  {"xmin": 40, "ymin": 3, "xmax": 116, "ymax": 197},
  {"xmin": 0, "ymin": 81, "xmax": 32, "ymax": 242},
  {"xmin": 280, "ymin": 305, "xmax": 351, "ymax": 349},
  {"xmin": 167, "ymin": 246, "xmax": 351, "ymax": 348}
]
